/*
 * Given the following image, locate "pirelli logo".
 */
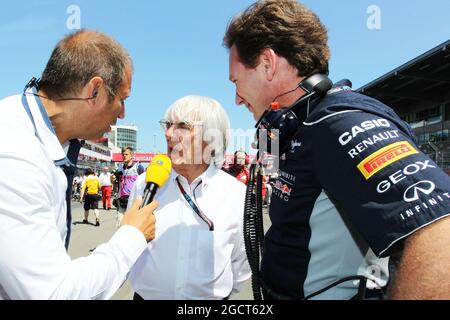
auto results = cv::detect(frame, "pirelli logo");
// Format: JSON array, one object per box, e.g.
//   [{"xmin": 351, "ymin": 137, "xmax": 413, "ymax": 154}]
[{"xmin": 357, "ymin": 141, "xmax": 418, "ymax": 180}]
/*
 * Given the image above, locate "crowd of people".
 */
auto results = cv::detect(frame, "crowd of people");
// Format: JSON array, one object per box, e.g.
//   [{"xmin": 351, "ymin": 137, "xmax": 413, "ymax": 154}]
[
  {"xmin": 0, "ymin": 0, "xmax": 449, "ymax": 300},
  {"xmin": 71, "ymin": 148, "xmax": 147, "ymax": 228}
]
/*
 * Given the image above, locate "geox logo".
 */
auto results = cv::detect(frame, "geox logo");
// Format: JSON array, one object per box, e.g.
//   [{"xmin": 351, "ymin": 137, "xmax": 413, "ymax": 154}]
[{"xmin": 357, "ymin": 141, "xmax": 418, "ymax": 179}]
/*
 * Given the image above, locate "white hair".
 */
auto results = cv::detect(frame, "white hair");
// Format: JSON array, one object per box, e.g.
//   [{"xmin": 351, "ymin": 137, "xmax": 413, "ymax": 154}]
[{"xmin": 164, "ymin": 95, "xmax": 230, "ymax": 167}]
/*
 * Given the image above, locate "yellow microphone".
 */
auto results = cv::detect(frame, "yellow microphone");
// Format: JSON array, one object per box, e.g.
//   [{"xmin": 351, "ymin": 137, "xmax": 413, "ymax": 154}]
[{"xmin": 140, "ymin": 154, "xmax": 172, "ymax": 209}]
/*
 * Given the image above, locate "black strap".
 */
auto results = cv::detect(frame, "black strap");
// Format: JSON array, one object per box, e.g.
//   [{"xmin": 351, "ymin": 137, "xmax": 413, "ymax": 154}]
[
  {"xmin": 63, "ymin": 139, "xmax": 82, "ymax": 250},
  {"xmin": 260, "ymin": 278, "xmax": 296, "ymax": 300},
  {"xmin": 261, "ymin": 275, "xmax": 372, "ymax": 300},
  {"xmin": 133, "ymin": 292, "xmax": 144, "ymax": 300},
  {"xmin": 175, "ymin": 177, "xmax": 214, "ymax": 231}
]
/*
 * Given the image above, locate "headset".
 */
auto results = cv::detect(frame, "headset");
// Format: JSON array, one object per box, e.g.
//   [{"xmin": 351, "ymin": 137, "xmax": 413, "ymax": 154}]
[
  {"xmin": 246, "ymin": 74, "xmax": 379, "ymax": 300},
  {"xmin": 24, "ymin": 77, "xmax": 99, "ymax": 101},
  {"xmin": 254, "ymin": 74, "xmax": 333, "ymax": 154},
  {"xmin": 245, "ymin": 74, "xmax": 332, "ymax": 300}
]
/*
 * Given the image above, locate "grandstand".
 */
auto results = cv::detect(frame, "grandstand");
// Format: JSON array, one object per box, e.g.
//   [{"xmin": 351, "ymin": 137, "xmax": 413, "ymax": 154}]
[{"xmin": 358, "ymin": 40, "xmax": 450, "ymax": 173}]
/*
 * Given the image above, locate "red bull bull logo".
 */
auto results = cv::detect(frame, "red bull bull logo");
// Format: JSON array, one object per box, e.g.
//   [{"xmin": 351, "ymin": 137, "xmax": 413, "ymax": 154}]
[{"xmin": 274, "ymin": 180, "xmax": 292, "ymax": 196}]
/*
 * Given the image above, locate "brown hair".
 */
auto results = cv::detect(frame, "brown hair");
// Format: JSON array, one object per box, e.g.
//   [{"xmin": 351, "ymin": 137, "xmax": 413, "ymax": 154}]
[
  {"xmin": 224, "ymin": 0, "xmax": 330, "ymax": 76},
  {"xmin": 39, "ymin": 30, "xmax": 132, "ymax": 101},
  {"xmin": 121, "ymin": 146, "xmax": 134, "ymax": 154}
]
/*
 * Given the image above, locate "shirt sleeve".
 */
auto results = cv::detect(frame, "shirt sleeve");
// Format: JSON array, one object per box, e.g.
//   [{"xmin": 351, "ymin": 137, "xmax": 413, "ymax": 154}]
[
  {"xmin": 312, "ymin": 110, "xmax": 450, "ymax": 257},
  {"xmin": 229, "ymin": 183, "xmax": 251, "ymax": 295},
  {"xmin": 0, "ymin": 154, "xmax": 147, "ymax": 299}
]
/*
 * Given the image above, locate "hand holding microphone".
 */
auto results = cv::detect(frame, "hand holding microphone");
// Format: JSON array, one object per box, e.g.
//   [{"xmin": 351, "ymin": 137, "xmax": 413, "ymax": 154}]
[{"xmin": 121, "ymin": 155, "xmax": 172, "ymax": 242}]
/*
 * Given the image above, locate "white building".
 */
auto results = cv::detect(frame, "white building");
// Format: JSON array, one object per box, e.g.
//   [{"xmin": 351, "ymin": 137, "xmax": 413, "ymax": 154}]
[
  {"xmin": 77, "ymin": 139, "xmax": 112, "ymax": 171},
  {"xmin": 108, "ymin": 124, "xmax": 138, "ymax": 151}
]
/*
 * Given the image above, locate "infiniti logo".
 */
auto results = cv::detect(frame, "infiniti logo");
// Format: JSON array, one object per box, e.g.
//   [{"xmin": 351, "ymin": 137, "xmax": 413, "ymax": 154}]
[{"xmin": 403, "ymin": 181, "xmax": 436, "ymax": 202}]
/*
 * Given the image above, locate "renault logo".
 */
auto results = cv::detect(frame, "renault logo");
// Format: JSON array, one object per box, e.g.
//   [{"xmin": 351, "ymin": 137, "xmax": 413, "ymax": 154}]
[{"xmin": 403, "ymin": 181, "xmax": 436, "ymax": 202}]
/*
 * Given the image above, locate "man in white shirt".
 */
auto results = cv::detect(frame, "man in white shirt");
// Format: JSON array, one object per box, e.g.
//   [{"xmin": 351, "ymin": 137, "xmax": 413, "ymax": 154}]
[
  {"xmin": 128, "ymin": 95, "xmax": 251, "ymax": 300},
  {"xmin": 72, "ymin": 175, "xmax": 82, "ymax": 200},
  {"xmin": 0, "ymin": 30, "xmax": 157, "ymax": 300},
  {"xmin": 99, "ymin": 167, "xmax": 113, "ymax": 210}
]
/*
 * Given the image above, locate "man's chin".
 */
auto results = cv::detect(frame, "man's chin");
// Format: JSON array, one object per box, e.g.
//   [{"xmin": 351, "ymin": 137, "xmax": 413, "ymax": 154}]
[
  {"xmin": 253, "ymin": 110, "xmax": 265, "ymax": 122},
  {"xmin": 85, "ymin": 130, "xmax": 106, "ymax": 141}
]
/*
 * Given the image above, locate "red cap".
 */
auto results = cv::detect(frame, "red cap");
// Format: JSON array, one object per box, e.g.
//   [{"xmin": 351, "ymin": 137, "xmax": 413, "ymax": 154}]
[{"xmin": 270, "ymin": 102, "xmax": 281, "ymax": 110}]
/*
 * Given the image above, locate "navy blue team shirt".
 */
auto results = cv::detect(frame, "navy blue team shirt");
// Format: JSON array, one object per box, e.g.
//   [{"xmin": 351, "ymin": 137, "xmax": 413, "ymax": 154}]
[{"xmin": 261, "ymin": 83, "xmax": 450, "ymax": 299}]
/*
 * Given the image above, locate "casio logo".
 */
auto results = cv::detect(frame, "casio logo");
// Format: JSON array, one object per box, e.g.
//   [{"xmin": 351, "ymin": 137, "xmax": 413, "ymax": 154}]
[{"xmin": 339, "ymin": 119, "xmax": 390, "ymax": 146}]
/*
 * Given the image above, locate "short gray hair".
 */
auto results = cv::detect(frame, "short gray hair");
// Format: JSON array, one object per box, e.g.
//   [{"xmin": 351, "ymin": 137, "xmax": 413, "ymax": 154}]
[
  {"xmin": 39, "ymin": 29, "xmax": 132, "ymax": 101},
  {"xmin": 164, "ymin": 95, "xmax": 230, "ymax": 167}
]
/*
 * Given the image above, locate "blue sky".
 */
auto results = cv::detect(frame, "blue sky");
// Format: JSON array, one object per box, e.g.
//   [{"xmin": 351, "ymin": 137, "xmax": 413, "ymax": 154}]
[{"xmin": 1, "ymin": 0, "xmax": 449, "ymax": 153}]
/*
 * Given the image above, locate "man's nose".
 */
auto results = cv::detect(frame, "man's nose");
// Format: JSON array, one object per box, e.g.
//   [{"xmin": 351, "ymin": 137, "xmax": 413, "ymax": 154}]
[
  {"xmin": 118, "ymin": 105, "xmax": 125, "ymax": 119},
  {"xmin": 237, "ymin": 90, "xmax": 249, "ymax": 105},
  {"xmin": 165, "ymin": 125, "xmax": 175, "ymax": 141}
]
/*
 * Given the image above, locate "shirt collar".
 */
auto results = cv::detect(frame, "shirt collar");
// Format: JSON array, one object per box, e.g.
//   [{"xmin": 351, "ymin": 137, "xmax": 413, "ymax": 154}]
[
  {"xmin": 25, "ymin": 88, "xmax": 70, "ymax": 165},
  {"xmin": 172, "ymin": 163, "xmax": 219, "ymax": 192}
]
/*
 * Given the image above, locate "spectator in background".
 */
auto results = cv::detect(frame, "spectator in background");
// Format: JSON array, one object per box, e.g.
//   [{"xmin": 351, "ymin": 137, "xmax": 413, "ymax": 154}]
[
  {"xmin": 80, "ymin": 169, "xmax": 101, "ymax": 226},
  {"xmin": 99, "ymin": 167, "xmax": 113, "ymax": 210},
  {"xmin": 72, "ymin": 174, "xmax": 82, "ymax": 200},
  {"xmin": 224, "ymin": 150, "xmax": 250, "ymax": 185},
  {"xmin": 224, "ymin": 151, "xmax": 268, "ymax": 202},
  {"xmin": 116, "ymin": 147, "xmax": 145, "ymax": 227}
]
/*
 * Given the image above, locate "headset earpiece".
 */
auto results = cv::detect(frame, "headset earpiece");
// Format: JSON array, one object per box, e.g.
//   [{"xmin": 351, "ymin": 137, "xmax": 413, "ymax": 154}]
[
  {"xmin": 299, "ymin": 74, "xmax": 333, "ymax": 94},
  {"xmin": 92, "ymin": 90, "xmax": 98, "ymax": 98}
]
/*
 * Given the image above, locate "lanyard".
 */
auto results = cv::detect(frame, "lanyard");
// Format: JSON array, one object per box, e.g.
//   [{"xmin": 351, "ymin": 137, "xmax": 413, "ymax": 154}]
[{"xmin": 176, "ymin": 177, "xmax": 214, "ymax": 231}]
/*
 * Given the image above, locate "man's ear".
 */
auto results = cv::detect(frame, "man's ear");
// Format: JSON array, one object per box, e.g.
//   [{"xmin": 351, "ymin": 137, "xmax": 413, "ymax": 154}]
[
  {"xmin": 259, "ymin": 48, "xmax": 277, "ymax": 81},
  {"xmin": 84, "ymin": 76, "xmax": 104, "ymax": 100}
]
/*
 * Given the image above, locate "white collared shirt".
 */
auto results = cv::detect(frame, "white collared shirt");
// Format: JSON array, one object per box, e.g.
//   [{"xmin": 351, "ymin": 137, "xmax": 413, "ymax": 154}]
[
  {"xmin": 128, "ymin": 165, "xmax": 251, "ymax": 300},
  {"xmin": 0, "ymin": 91, "xmax": 147, "ymax": 300},
  {"xmin": 99, "ymin": 172, "xmax": 112, "ymax": 187}
]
